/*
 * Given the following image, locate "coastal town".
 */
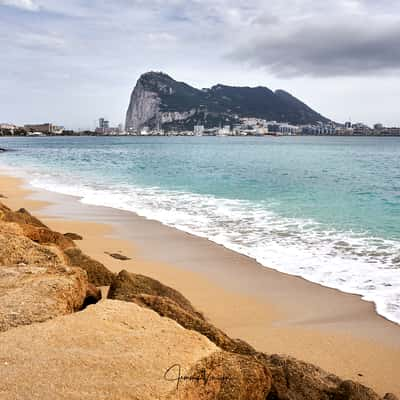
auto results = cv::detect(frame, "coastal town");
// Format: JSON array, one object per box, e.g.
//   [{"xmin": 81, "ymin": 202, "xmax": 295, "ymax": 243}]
[{"xmin": 1, "ymin": 117, "xmax": 400, "ymax": 137}]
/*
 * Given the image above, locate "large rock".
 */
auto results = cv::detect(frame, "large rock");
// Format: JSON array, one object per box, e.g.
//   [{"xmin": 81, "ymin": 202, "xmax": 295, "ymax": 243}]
[
  {"xmin": 255, "ymin": 353, "xmax": 340, "ymax": 400},
  {"xmin": 0, "ymin": 264, "xmax": 88, "ymax": 332},
  {"xmin": 0, "ymin": 203, "xmax": 74, "ymax": 250},
  {"xmin": 0, "ymin": 222, "xmax": 64, "ymax": 267},
  {"xmin": 64, "ymin": 247, "xmax": 114, "ymax": 286},
  {"xmin": 383, "ymin": 394, "xmax": 399, "ymax": 400},
  {"xmin": 0, "ymin": 300, "xmax": 219, "ymax": 400},
  {"xmin": 0, "ymin": 204, "xmax": 48, "ymax": 228},
  {"xmin": 108, "ymin": 269, "xmax": 204, "ymax": 319},
  {"xmin": 64, "ymin": 232, "xmax": 83, "ymax": 240},
  {"xmin": 334, "ymin": 381, "xmax": 382, "ymax": 400},
  {"xmin": 20, "ymin": 224, "xmax": 75, "ymax": 250},
  {"xmin": 166, "ymin": 351, "xmax": 272, "ymax": 400},
  {"xmin": 133, "ymin": 293, "xmax": 256, "ymax": 356},
  {"xmin": 254, "ymin": 353, "xmax": 390, "ymax": 400},
  {"xmin": 0, "ymin": 201, "xmax": 11, "ymax": 214}
]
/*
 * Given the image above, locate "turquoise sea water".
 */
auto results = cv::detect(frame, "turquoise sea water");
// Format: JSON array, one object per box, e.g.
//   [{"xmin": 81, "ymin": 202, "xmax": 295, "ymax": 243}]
[{"xmin": 0, "ymin": 136, "xmax": 399, "ymax": 322}]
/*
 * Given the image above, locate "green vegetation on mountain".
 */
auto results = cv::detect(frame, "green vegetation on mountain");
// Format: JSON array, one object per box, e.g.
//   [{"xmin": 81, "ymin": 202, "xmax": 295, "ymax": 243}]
[{"xmin": 125, "ymin": 71, "xmax": 329, "ymax": 130}]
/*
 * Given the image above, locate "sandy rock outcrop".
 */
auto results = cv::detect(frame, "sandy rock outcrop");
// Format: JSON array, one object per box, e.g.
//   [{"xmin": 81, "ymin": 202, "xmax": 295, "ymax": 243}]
[
  {"xmin": 0, "ymin": 204, "xmax": 48, "ymax": 228},
  {"xmin": 20, "ymin": 224, "xmax": 76, "ymax": 250},
  {"xmin": 0, "ymin": 264, "xmax": 88, "ymax": 332},
  {"xmin": 255, "ymin": 353, "xmax": 341, "ymax": 400},
  {"xmin": 107, "ymin": 270, "xmax": 393, "ymax": 400},
  {"xmin": 0, "ymin": 201, "xmax": 12, "ymax": 215},
  {"xmin": 254, "ymin": 353, "xmax": 394, "ymax": 400},
  {"xmin": 334, "ymin": 380, "xmax": 382, "ymax": 400},
  {"xmin": 64, "ymin": 232, "xmax": 83, "ymax": 240},
  {"xmin": 383, "ymin": 394, "xmax": 399, "ymax": 400},
  {"xmin": 0, "ymin": 300, "xmax": 219, "ymax": 400},
  {"xmin": 0, "ymin": 209, "xmax": 97, "ymax": 333},
  {"xmin": 0, "ymin": 222, "xmax": 64, "ymax": 267},
  {"xmin": 64, "ymin": 247, "xmax": 114, "ymax": 286},
  {"xmin": 0, "ymin": 202, "xmax": 74, "ymax": 250},
  {"xmin": 166, "ymin": 351, "xmax": 272, "ymax": 400},
  {"xmin": 108, "ymin": 269, "xmax": 204, "ymax": 319}
]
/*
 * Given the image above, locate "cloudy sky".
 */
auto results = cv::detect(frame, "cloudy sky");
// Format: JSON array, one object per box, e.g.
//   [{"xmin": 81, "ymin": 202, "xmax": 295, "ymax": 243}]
[{"xmin": 1, "ymin": 0, "xmax": 399, "ymax": 129}]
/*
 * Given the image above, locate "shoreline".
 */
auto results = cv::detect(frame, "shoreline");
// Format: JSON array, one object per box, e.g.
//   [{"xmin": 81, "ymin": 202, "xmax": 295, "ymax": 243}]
[{"xmin": 1, "ymin": 171, "xmax": 400, "ymax": 396}]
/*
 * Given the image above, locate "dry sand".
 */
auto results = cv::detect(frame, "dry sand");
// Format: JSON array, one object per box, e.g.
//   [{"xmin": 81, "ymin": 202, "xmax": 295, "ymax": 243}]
[{"xmin": 1, "ymin": 173, "xmax": 400, "ymax": 396}]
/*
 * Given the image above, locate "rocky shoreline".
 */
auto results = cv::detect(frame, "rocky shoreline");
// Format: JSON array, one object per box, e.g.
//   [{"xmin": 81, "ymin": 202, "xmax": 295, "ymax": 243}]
[{"xmin": 0, "ymin": 199, "xmax": 397, "ymax": 400}]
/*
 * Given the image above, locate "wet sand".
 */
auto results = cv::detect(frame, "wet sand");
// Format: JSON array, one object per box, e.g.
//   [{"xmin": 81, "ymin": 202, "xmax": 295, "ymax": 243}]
[{"xmin": 1, "ymin": 172, "xmax": 400, "ymax": 396}]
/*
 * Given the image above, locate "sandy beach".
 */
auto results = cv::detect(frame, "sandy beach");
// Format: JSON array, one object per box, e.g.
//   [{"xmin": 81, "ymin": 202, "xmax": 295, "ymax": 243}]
[{"xmin": 1, "ymin": 172, "xmax": 399, "ymax": 397}]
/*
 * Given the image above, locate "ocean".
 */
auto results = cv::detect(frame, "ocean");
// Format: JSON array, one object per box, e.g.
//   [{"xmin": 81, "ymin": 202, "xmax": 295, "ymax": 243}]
[{"xmin": 0, "ymin": 135, "xmax": 399, "ymax": 323}]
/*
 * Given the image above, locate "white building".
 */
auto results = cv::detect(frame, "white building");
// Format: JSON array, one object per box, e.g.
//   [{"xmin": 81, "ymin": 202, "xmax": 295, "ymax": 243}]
[
  {"xmin": 218, "ymin": 125, "xmax": 231, "ymax": 136},
  {"xmin": 0, "ymin": 123, "xmax": 16, "ymax": 134},
  {"xmin": 240, "ymin": 117, "xmax": 266, "ymax": 127},
  {"xmin": 266, "ymin": 122, "xmax": 299, "ymax": 135},
  {"xmin": 140, "ymin": 127, "xmax": 150, "ymax": 136},
  {"xmin": 194, "ymin": 125, "xmax": 205, "ymax": 136}
]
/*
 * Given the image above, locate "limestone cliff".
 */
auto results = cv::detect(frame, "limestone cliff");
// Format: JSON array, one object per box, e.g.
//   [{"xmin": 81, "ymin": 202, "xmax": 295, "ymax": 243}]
[
  {"xmin": 125, "ymin": 71, "xmax": 329, "ymax": 131},
  {"xmin": 125, "ymin": 71, "xmax": 198, "ymax": 131}
]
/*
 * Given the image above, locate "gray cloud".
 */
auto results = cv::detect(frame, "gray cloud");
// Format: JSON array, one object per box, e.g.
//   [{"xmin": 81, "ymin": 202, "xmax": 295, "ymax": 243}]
[{"xmin": 229, "ymin": 18, "xmax": 400, "ymax": 77}]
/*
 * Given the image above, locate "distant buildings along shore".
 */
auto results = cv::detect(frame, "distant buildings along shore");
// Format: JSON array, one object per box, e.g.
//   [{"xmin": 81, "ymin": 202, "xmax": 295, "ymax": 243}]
[{"xmin": 1, "ymin": 118, "xmax": 400, "ymax": 137}]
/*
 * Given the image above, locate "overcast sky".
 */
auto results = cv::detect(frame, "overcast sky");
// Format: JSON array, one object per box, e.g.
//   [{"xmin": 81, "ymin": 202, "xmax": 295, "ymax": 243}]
[{"xmin": 1, "ymin": 0, "xmax": 400, "ymax": 129}]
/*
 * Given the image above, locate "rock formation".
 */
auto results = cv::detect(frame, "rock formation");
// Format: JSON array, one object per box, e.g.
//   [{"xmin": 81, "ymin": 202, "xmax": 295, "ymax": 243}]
[
  {"xmin": 0, "ymin": 205, "xmax": 48, "ymax": 228},
  {"xmin": 125, "ymin": 71, "xmax": 329, "ymax": 131},
  {"xmin": 64, "ymin": 247, "xmax": 115, "ymax": 286},
  {"xmin": 0, "ymin": 264, "xmax": 88, "ymax": 332},
  {"xmin": 20, "ymin": 224, "xmax": 76, "ymax": 250},
  {"xmin": 0, "ymin": 222, "xmax": 65, "ymax": 267},
  {"xmin": 166, "ymin": 351, "xmax": 272, "ymax": 400},
  {"xmin": 107, "ymin": 269, "xmax": 397, "ymax": 400},
  {"xmin": 108, "ymin": 269, "xmax": 204, "ymax": 319},
  {"xmin": 63, "ymin": 232, "xmax": 83, "ymax": 240},
  {"xmin": 0, "ymin": 300, "xmax": 219, "ymax": 400}
]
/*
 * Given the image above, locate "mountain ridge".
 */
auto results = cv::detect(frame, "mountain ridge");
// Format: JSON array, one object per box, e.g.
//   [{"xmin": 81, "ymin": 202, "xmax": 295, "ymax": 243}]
[{"xmin": 125, "ymin": 71, "xmax": 329, "ymax": 131}]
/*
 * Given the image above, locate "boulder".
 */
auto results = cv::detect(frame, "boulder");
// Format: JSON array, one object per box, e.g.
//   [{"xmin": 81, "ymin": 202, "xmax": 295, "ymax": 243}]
[
  {"xmin": 255, "ymin": 353, "xmax": 341, "ymax": 400},
  {"xmin": 108, "ymin": 270, "xmax": 204, "ymax": 319},
  {"xmin": 0, "ymin": 207, "xmax": 48, "ymax": 228},
  {"xmin": 254, "ymin": 354, "xmax": 392, "ymax": 400},
  {"xmin": 4, "ymin": 208, "xmax": 48, "ymax": 228},
  {"xmin": 64, "ymin": 247, "xmax": 114, "ymax": 286},
  {"xmin": 0, "ymin": 205, "xmax": 75, "ymax": 251},
  {"xmin": 105, "ymin": 251, "xmax": 131, "ymax": 260},
  {"xmin": 133, "ymin": 294, "xmax": 256, "ymax": 356},
  {"xmin": 384, "ymin": 394, "xmax": 399, "ymax": 400},
  {"xmin": 20, "ymin": 224, "xmax": 75, "ymax": 250},
  {"xmin": 0, "ymin": 300, "xmax": 219, "ymax": 400},
  {"xmin": 64, "ymin": 232, "xmax": 83, "ymax": 240},
  {"xmin": 0, "ymin": 264, "xmax": 88, "ymax": 332},
  {"xmin": 0, "ymin": 222, "xmax": 64, "ymax": 267},
  {"xmin": 0, "ymin": 201, "xmax": 11, "ymax": 214},
  {"xmin": 166, "ymin": 351, "xmax": 272, "ymax": 400},
  {"xmin": 334, "ymin": 381, "xmax": 381, "ymax": 400}
]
